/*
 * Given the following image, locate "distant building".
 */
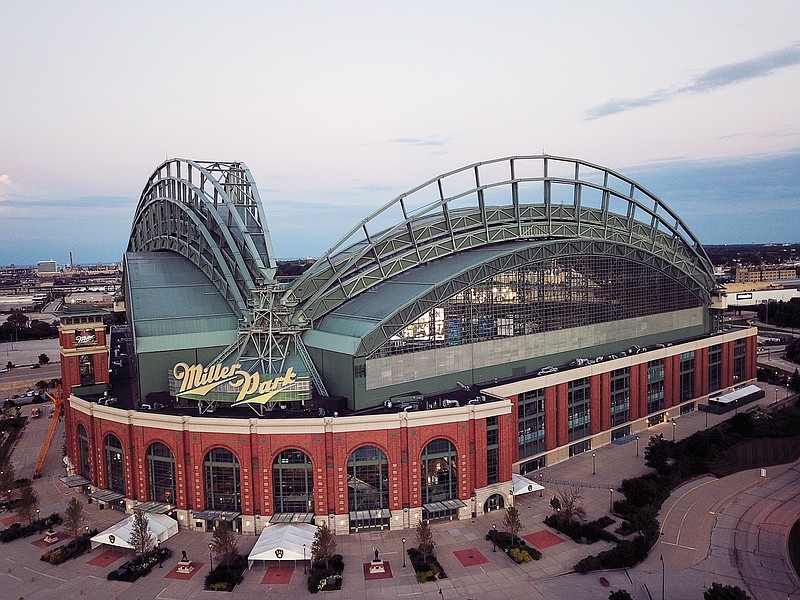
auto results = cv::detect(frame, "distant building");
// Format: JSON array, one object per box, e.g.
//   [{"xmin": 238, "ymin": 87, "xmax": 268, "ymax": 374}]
[
  {"xmin": 37, "ymin": 260, "xmax": 58, "ymax": 275},
  {"xmin": 734, "ymin": 265, "xmax": 797, "ymax": 283}
]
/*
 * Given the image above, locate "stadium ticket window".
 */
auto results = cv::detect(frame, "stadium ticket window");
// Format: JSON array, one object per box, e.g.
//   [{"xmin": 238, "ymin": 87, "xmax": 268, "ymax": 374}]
[
  {"xmin": 272, "ymin": 449, "xmax": 314, "ymax": 514},
  {"xmin": 78, "ymin": 424, "xmax": 91, "ymax": 480},
  {"xmin": 147, "ymin": 442, "xmax": 176, "ymax": 504},
  {"xmin": 204, "ymin": 447, "xmax": 241, "ymax": 512},
  {"xmin": 104, "ymin": 434, "xmax": 126, "ymax": 496},
  {"xmin": 347, "ymin": 445, "xmax": 390, "ymax": 532}
]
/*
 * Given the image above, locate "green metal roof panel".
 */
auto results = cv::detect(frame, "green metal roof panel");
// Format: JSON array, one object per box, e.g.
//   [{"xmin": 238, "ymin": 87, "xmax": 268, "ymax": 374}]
[{"xmin": 125, "ymin": 252, "xmax": 238, "ymax": 353}]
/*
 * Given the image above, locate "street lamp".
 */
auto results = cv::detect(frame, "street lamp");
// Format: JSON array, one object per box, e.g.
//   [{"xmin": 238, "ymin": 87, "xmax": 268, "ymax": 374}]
[
  {"xmin": 592, "ymin": 452, "xmax": 596, "ymax": 475},
  {"xmin": 492, "ymin": 524, "xmax": 497, "ymax": 552},
  {"xmin": 660, "ymin": 553, "xmax": 665, "ymax": 600},
  {"xmin": 636, "ymin": 435, "xmax": 640, "ymax": 457},
  {"xmin": 672, "ymin": 421, "xmax": 676, "ymax": 442},
  {"xmin": 85, "ymin": 525, "xmax": 90, "ymax": 552},
  {"xmin": 402, "ymin": 537, "xmax": 406, "ymax": 567},
  {"xmin": 539, "ymin": 473, "xmax": 544, "ymax": 497},
  {"xmin": 36, "ymin": 508, "xmax": 40, "ymax": 523},
  {"xmin": 303, "ymin": 543, "xmax": 307, "ymax": 574},
  {"xmin": 775, "ymin": 388, "xmax": 779, "ymax": 404},
  {"xmin": 208, "ymin": 542, "xmax": 214, "ymax": 574},
  {"xmin": 156, "ymin": 540, "xmax": 162, "ymax": 568},
  {"xmin": 510, "ymin": 488, "xmax": 514, "ymax": 508},
  {"xmin": 609, "ymin": 488, "xmax": 613, "ymax": 513}
]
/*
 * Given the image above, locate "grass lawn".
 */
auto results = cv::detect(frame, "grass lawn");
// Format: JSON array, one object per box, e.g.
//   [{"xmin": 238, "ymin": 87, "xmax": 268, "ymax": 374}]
[{"xmin": 710, "ymin": 435, "xmax": 800, "ymax": 478}]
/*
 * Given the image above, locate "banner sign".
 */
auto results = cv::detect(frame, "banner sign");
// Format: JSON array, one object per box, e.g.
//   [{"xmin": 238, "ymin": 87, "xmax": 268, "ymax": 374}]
[
  {"xmin": 75, "ymin": 329, "xmax": 97, "ymax": 347},
  {"xmin": 172, "ymin": 362, "xmax": 299, "ymax": 406}
]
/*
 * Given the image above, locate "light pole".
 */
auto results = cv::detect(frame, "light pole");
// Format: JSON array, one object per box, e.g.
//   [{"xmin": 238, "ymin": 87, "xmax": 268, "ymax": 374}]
[
  {"xmin": 510, "ymin": 488, "xmax": 514, "ymax": 508},
  {"xmin": 672, "ymin": 421, "xmax": 676, "ymax": 442},
  {"xmin": 402, "ymin": 537, "xmax": 406, "ymax": 567},
  {"xmin": 85, "ymin": 525, "xmax": 90, "ymax": 552},
  {"xmin": 775, "ymin": 388, "xmax": 779, "ymax": 404},
  {"xmin": 705, "ymin": 408, "xmax": 709, "ymax": 428},
  {"xmin": 660, "ymin": 553, "xmax": 665, "ymax": 600},
  {"xmin": 303, "ymin": 543, "xmax": 307, "ymax": 574},
  {"xmin": 492, "ymin": 524, "xmax": 497, "ymax": 552},
  {"xmin": 636, "ymin": 435, "xmax": 640, "ymax": 457},
  {"xmin": 157, "ymin": 540, "xmax": 162, "ymax": 568},
  {"xmin": 609, "ymin": 488, "xmax": 613, "ymax": 513},
  {"xmin": 36, "ymin": 508, "xmax": 39, "ymax": 523},
  {"xmin": 208, "ymin": 542, "xmax": 213, "ymax": 574},
  {"xmin": 592, "ymin": 452, "xmax": 596, "ymax": 475},
  {"xmin": 539, "ymin": 473, "xmax": 544, "ymax": 497}
]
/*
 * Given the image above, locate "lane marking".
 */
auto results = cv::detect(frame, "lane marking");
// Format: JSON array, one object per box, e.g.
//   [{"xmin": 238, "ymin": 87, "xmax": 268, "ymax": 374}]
[{"xmin": 660, "ymin": 479, "xmax": 717, "ymax": 535}]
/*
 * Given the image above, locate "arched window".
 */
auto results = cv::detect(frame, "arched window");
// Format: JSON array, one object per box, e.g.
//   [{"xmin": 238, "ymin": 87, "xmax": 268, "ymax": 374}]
[
  {"xmin": 77, "ymin": 423, "xmax": 91, "ymax": 481},
  {"xmin": 203, "ymin": 448, "xmax": 240, "ymax": 511},
  {"xmin": 272, "ymin": 449, "xmax": 314, "ymax": 514},
  {"xmin": 147, "ymin": 442, "xmax": 176, "ymax": 505},
  {"xmin": 104, "ymin": 434, "xmax": 125, "ymax": 495},
  {"xmin": 421, "ymin": 438, "xmax": 459, "ymax": 521},
  {"xmin": 347, "ymin": 446, "xmax": 389, "ymax": 531}
]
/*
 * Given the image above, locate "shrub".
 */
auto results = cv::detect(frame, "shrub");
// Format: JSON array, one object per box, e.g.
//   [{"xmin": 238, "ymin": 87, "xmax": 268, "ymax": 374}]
[
  {"xmin": 509, "ymin": 547, "xmax": 532, "ymax": 563},
  {"xmin": 307, "ymin": 553, "xmax": 344, "ymax": 593}
]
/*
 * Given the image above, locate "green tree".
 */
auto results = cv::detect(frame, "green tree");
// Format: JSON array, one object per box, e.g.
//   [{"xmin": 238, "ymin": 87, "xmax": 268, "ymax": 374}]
[
  {"xmin": 311, "ymin": 522, "xmax": 336, "ymax": 569},
  {"xmin": 415, "ymin": 519, "xmax": 435, "ymax": 562},
  {"xmin": 37, "ymin": 353, "xmax": 50, "ymax": 365},
  {"xmin": 502, "ymin": 505, "xmax": 522, "ymax": 547},
  {"xmin": 644, "ymin": 433, "xmax": 673, "ymax": 475},
  {"xmin": 211, "ymin": 521, "xmax": 239, "ymax": 569},
  {"xmin": 64, "ymin": 497, "xmax": 87, "ymax": 541},
  {"xmin": 128, "ymin": 509, "xmax": 153, "ymax": 557},
  {"xmin": 609, "ymin": 590, "xmax": 633, "ymax": 600},
  {"xmin": 15, "ymin": 483, "xmax": 38, "ymax": 524},
  {"xmin": 703, "ymin": 581, "xmax": 751, "ymax": 600}
]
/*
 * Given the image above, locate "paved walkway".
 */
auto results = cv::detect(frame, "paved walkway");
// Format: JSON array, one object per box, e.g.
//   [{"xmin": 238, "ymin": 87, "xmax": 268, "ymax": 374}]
[{"xmin": 1, "ymin": 384, "xmax": 798, "ymax": 599}]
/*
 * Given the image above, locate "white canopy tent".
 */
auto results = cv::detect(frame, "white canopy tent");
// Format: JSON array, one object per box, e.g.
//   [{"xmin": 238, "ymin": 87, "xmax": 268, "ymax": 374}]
[
  {"xmin": 90, "ymin": 512, "xmax": 178, "ymax": 550},
  {"xmin": 247, "ymin": 523, "xmax": 316, "ymax": 569},
  {"xmin": 511, "ymin": 473, "xmax": 545, "ymax": 497}
]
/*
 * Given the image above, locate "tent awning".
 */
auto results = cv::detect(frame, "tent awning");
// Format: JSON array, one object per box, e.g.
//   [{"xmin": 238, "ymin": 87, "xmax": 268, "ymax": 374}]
[
  {"xmin": 59, "ymin": 475, "xmax": 89, "ymax": 488},
  {"xmin": 269, "ymin": 512, "xmax": 315, "ymax": 524},
  {"xmin": 192, "ymin": 510, "xmax": 240, "ymax": 521},
  {"xmin": 88, "ymin": 489, "xmax": 125, "ymax": 503},
  {"xmin": 247, "ymin": 523, "xmax": 317, "ymax": 569},
  {"xmin": 423, "ymin": 499, "xmax": 466, "ymax": 513},
  {"xmin": 90, "ymin": 513, "xmax": 178, "ymax": 550},
  {"xmin": 512, "ymin": 473, "xmax": 545, "ymax": 496},
  {"xmin": 132, "ymin": 501, "xmax": 173, "ymax": 514}
]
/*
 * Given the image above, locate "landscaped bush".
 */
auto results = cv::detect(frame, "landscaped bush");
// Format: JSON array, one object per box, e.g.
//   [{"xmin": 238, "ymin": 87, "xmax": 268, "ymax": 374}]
[
  {"xmin": 1, "ymin": 512, "xmax": 61, "ymax": 543},
  {"xmin": 407, "ymin": 547, "xmax": 448, "ymax": 581},
  {"xmin": 543, "ymin": 515, "xmax": 618, "ymax": 545},
  {"xmin": 574, "ymin": 535, "xmax": 650, "ymax": 573},
  {"xmin": 307, "ymin": 553, "xmax": 344, "ymax": 593},
  {"xmin": 202, "ymin": 554, "xmax": 246, "ymax": 592},
  {"xmin": 485, "ymin": 529, "xmax": 542, "ymax": 562},
  {"xmin": 108, "ymin": 546, "xmax": 173, "ymax": 582},
  {"xmin": 40, "ymin": 530, "xmax": 97, "ymax": 564}
]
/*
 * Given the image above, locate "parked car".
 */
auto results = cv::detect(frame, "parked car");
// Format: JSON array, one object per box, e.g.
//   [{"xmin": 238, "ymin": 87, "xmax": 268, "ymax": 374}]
[
  {"xmin": 536, "ymin": 366, "xmax": 558, "ymax": 376},
  {"xmin": 441, "ymin": 399, "xmax": 460, "ymax": 408}
]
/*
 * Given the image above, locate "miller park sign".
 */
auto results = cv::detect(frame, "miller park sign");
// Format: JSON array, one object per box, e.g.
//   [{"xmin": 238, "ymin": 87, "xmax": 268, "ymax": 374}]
[{"xmin": 170, "ymin": 362, "xmax": 308, "ymax": 406}]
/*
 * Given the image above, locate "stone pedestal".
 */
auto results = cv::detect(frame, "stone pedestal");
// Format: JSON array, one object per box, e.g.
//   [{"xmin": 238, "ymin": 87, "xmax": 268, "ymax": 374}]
[
  {"xmin": 369, "ymin": 559, "xmax": 385, "ymax": 574},
  {"xmin": 43, "ymin": 530, "xmax": 58, "ymax": 544},
  {"xmin": 176, "ymin": 560, "xmax": 194, "ymax": 573}
]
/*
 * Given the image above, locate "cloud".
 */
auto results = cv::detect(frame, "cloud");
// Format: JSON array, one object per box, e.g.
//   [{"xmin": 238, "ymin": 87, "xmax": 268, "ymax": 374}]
[
  {"xmin": 386, "ymin": 137, "xmax": 450, "ymax": 147},
  {"xmin": 0, "ymin": 174, "xmax": 14, "ymax": 201},
  {"xmin": 584, "ymin": 42, "xmax": 800, "ymax": 119}
]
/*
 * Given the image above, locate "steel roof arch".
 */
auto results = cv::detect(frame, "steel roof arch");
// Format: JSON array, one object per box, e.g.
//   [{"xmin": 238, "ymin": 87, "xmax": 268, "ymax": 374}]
[
  {"xmin": 128, "ymin": 159, "xmax": 277, "ymax": 323},
  {"xmin": 288, "ymin": 155, "xmax": 715, "ymax": 326}
]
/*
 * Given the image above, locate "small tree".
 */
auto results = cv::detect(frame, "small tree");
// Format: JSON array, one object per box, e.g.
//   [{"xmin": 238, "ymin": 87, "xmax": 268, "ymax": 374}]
[
  {"xmin": 556, "ymin": 486, "xmax": 587, "ymax": 524},
  {"xmin": 703, "ymin": 582, "xmax": 751, "ymax": 600},
  {"xmin": 211, "ymin": 521, "xmax": 239, "ymax": 569},
  {"xmin": 609, "ymin": 590, "xmax": 633, "ymax": 600},
  {"xmin": 16, "ymin": 483, "xmax": 38, "ymax": 524},
  {"xmin": 129, "ymin": 509, "xmax": 153, "ymax": 557},
  {"xmin": 38, "ymin": 353, "xmax": 50, "ymax": 365},
  {"xmin": 0, "ymin": 461, "xmax": 16, "ymax": 501},
  {"xmin": 502, "ymin": 505, "xmax": 522, "ymax": 547},
  {"xmin": 64, "ymin": 496, "xmax": 87, "ymax": 541},
  {"xmin": 415, "ymin": 519, "xmax": 435, "ymax": 562},
  {"xmin": 311, "ymin": 522, "xmax": 336, "ymax": 569}
]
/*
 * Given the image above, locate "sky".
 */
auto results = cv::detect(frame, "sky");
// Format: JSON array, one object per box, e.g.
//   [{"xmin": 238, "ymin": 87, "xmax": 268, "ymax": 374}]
[{"xmin": 1, "ymin": 1, "xmax": 799, "ymax": 266}]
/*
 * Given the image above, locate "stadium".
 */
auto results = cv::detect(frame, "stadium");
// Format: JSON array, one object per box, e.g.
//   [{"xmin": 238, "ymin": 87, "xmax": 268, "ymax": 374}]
[{"xmin": 59, "ymin": 155, "xmax": 756, "ymax": 535}]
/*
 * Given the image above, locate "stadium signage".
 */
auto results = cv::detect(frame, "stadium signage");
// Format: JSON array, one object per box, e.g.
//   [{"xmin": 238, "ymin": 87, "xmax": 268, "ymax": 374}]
[
  {"xmin": 172, "ymin": 362, "xmax": 297, "ymax": 405},
  {"xmin": 75, "ymin": 329, "xmax": 97, "ymax": 346},
  {"xmin": 736, "ymin": 293, "xmax": 753, "ymax": 300}
]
